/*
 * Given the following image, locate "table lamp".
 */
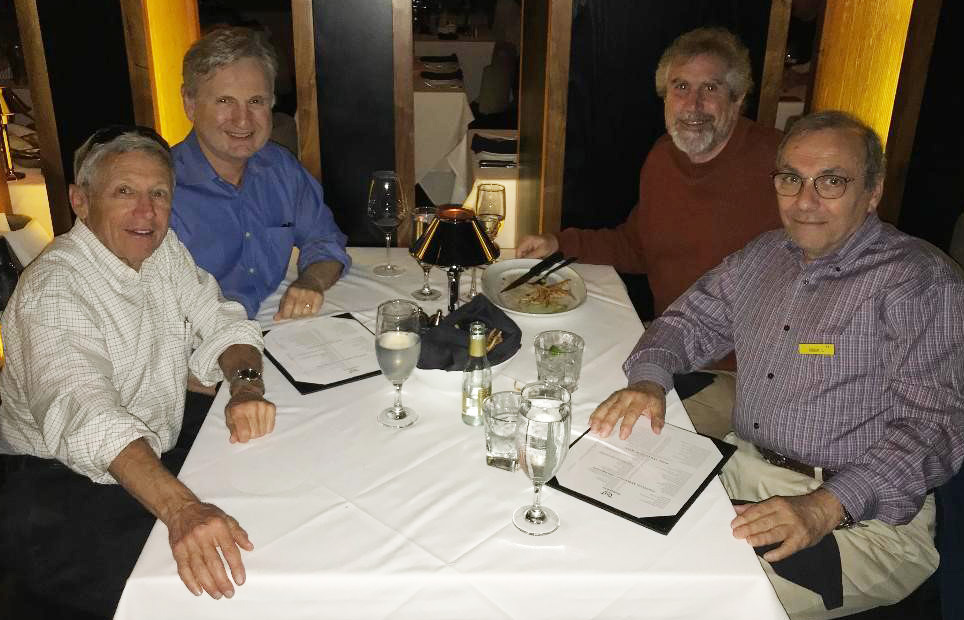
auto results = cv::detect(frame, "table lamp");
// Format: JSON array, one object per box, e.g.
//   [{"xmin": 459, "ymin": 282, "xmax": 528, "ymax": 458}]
[{"xmin": 410, "ymin": 206, "xmax": 499, "ymax": 312}]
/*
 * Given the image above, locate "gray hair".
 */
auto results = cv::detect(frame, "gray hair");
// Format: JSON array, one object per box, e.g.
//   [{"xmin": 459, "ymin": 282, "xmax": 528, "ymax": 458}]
[
  {"xmin": 779, "ymin": 110, "xmax": 886, "ymax": 190},
  {"xmin": 182, "ymin": 26, "xmax": 278, "ymax": 100},
  {"xmin": 74, "ymin": 131, "xmax": 173, "ymax": 190},
  {"xmin": 654, "ymin": 27, "xmax": 753, "ymax": 102}
]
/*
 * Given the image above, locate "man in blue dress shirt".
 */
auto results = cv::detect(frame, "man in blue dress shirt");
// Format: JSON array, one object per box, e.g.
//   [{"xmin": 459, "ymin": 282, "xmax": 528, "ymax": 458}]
[{"xmin": 171, "ymin": 27, "xmax": 350, "ymax": 321}]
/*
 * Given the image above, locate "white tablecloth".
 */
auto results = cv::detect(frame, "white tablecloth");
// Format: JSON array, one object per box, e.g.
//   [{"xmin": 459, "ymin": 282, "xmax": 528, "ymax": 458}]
[
  {"xmin": 415, "ymin": 37, "xmax": 496, "ymax": 102},
  {"xmin": 414, "ymin": 80, "xmax": 474, "ymax": 206},
  {"xmin": 115, "ymin": 248, "xmax": 788, "ymax": 620}
]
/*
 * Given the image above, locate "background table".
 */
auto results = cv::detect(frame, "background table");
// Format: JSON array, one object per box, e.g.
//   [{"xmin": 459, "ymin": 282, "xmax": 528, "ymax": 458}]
[
  {"xmin": 448, "ymin": 128, "xmax": 519, "ymax": 248},
  {"xmin": 115, "ymin": 248, "xmax": 788, "ymax": 620},
  {"xmin": 414, "ymin": 77, "xmax": 474, "ymax": 206},
  {"xmin": 415, "ymin": 35, "xmax": 496, "ymax": 102}
]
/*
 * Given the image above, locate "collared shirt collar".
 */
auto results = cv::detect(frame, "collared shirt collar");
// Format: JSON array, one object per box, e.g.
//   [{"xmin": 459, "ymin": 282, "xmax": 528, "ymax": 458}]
[
  {"xmin": 175, "ymin": 130, "xmax": 277, "ymax": 187},
  {"xmin": 782, "ymin": 213, "xmax": 883, "ymax": 268}
]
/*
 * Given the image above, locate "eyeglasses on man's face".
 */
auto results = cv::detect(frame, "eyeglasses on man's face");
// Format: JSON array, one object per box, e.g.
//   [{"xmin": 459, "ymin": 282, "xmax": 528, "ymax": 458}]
[{"xmin": 771, "ymin": 171, "xmax": 857, "ymax": 200}]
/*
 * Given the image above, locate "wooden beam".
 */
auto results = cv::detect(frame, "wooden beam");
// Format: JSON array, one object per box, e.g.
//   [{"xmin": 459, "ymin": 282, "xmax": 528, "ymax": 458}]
[
  {"xmin": 517, "ymin": 0, "xmax": 572, "ymax": 237},
  {"xmin": 391, "ymin": 0, "xmax": 415, "ymax": 245},
  {"xmin": 811, "ymin": 0, "xmax": 914, "ymax": 147},
  {"xmin": 878, "ymin": 0, "xmax": 943, "ymax": 224},
  {"xmin": 13, "ymin": 0, "xmax": 71, "ymax": 235},
  {"xmin": 292, "ymin": 0, "xmax": 321, "ymax": 180},
  {"xmin": 119, "ymin": 0, "xmax": 155, "ymax": 127},
  {"xmin": 757, "ymin": 0, "xmax": 792, "ymax": 128}
]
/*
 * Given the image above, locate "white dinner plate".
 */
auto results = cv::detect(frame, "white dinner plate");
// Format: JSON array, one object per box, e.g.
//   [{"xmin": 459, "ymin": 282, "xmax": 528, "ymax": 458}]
[{"xmin": 482, "ymin": 259, "xmax": 588, "ymax": 316}]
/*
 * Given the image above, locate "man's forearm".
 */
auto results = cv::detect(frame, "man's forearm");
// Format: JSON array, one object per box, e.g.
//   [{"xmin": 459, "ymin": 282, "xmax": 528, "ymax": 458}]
[
  {"xmin": 295, "ymin": 260, "xmax": 343, "ymax": 293},
  {"xmin": 218, "ymin": 344, "xmax": 264, "ymax": 396},
  {"xmin": 108, "ymin": 437, "xmax": 198, "ymax": 525}
]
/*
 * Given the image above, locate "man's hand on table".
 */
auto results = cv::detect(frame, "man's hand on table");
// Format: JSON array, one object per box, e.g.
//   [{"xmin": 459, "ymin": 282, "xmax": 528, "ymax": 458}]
[
  {"xmin": 731, "ymin": 488, "xmax": 845, "ymax": 562},
  {"xmin": 226, "ymin": 383, "xmax": 276, "ymax": 443},
  {"xmin": 167, "ymin": 499, "xmax": 253, "ymax": 599},
  {"xmin": 273, "ymin": 260, "xmax": 344, "ymax": 321},
  {"xmin": 516, "ymin": 233, "xmax": 560, "ymax": 259},
  {"xmin": 589, "ymin": 380, "xmax": 666, "ymax": 439},
  {"xmin": 274, "ymin": 282, "xmax": 324, "ymax": 320}
]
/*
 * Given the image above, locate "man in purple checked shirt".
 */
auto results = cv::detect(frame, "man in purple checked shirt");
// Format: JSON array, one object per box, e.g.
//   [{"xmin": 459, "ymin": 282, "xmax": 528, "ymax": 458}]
[{"xmin": 588, "ymin": 110, "xmax": 964, "ymax": 619}]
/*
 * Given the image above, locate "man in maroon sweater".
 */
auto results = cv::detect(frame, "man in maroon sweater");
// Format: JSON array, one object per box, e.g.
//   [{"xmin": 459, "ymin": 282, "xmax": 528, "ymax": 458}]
[{"xmin": 518, "ymin": 27, "xmax": 782, "ymax": 438}]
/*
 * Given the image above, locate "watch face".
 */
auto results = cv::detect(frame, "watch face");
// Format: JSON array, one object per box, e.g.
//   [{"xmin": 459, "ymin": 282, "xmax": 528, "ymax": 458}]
[{"xmin": 235, "ymin": 368, "xmax": 262, "ymax": 382}]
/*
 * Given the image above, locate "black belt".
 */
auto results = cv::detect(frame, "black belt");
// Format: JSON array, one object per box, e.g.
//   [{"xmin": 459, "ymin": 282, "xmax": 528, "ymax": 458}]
[{"xmin": 756, "ymin": 445, "xmax": 837, "ymax": 482}]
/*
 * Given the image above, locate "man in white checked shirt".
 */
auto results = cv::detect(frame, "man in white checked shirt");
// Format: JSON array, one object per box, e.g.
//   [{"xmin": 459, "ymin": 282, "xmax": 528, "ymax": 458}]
[
  {"xmin": 0, "ymin": 126, "xmax": 276, "ymax": 618},
  {"xmin": 589, "ymin": 111, "xmax": 964, "ymax": 619}
]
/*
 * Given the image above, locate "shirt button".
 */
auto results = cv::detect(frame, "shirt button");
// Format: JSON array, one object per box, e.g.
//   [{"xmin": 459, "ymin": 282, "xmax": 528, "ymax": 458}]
[
  {"xmin": 802, "ymin": 279, "xmax": 810, "ymax": 285},
  {"xmin": 766, "ymin": 372, "xmax": 774, "ymax": 379},
  {"xmin": 783, "ymin": 325, "xmax": 790, "ymax": 331},
  {"xmin": 753, "ymin": 422, "xmax": 760, "ymax": 429},
  {"xmin": 834, "ymin": 267, "xmax": 841, "ymax": 272},
  {"xmin": 245, "ymin": 231, "xmax": 252, "ymax": 239},
  {"xmin": 248, "ymin": 267, "xmax": 255, "ymax": 274}
]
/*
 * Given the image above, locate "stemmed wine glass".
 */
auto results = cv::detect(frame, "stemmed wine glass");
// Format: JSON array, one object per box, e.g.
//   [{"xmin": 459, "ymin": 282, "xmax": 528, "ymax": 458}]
[
  {"xmin": 410, "ymin": 205, "xmax": 441, "ymax": 300},
  {"xmin": 513, "ymin": 382, "xmax": 572, "ymax": 535},
  {"xmin": 368, "ymin": 171, "xmax": 407, "ymax": 277},
  {"xmin": 374, "ymin": 299, "xmax": 421, "ymax": 428},
  {"xmin": 467, "ymin": 183, "xmax": 506, "ymax": 299}
]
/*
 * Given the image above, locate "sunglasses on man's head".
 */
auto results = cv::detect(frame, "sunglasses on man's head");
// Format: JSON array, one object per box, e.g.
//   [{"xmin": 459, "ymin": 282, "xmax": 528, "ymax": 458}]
[{"xmin": 88, "ymin": 125, "xmax": 170, "ymax": 152}]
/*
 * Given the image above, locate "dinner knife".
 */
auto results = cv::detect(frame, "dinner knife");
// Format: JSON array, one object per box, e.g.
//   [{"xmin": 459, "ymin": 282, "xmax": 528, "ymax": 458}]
[
  {"xmin": 501, "ymin": 251, "xmax": 565, "ymax": 293},
  {"xmin": 530, "ymin": 256, "xmax": 578, "ymax": 285}
]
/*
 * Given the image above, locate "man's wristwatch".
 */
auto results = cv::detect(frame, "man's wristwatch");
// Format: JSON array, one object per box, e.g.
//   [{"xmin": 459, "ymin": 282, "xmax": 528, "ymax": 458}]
[
  {"xmin": 232, "ymin": 368, "xmax": 263, "ymax": 384},
  {"xmin": 835, "ymin": 508, "xmax": 857, "ymax": 530}
]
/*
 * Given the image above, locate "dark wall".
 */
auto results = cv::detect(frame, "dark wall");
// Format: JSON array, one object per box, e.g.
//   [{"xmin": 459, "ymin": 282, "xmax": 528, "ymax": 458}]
[
  {"xmin": 897, "ymin": 0, "xmax": 964, "ymax": 253},
  {"xmin": 36, "ymin": 0, "xmax": 135, "ymax": 187},
  {"xmin": 313, "ymin": 0, "xmax": 396, "ymax": 246}
]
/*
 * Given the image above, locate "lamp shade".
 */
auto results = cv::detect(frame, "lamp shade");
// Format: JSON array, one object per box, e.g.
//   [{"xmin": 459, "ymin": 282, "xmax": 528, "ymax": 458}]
[{"xmin": 410, "ymin": 207, "xmax": 499, "ymax": 268}]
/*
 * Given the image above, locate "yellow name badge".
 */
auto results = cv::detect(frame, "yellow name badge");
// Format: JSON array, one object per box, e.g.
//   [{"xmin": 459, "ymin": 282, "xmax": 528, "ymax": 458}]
[{"xmin": 798, "ymin": 343, "xmax": 835, "ymax": 356}]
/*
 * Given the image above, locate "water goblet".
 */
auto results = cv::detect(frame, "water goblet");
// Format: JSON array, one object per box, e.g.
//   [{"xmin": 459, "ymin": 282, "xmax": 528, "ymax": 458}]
[
  {"xmin": 368, "ymin": 171, "xmax": 407, "ymax": 277},
  {"xmin": 410, "ymin": 205, "xmax": 441, "ymax": 300},
  {"xmin": 374, "ymin": 299, "xmax": 421, "ymax": 428},
  {"xmin": 513, "ymin": 381, "xmax": 572, "ymax": 535}
]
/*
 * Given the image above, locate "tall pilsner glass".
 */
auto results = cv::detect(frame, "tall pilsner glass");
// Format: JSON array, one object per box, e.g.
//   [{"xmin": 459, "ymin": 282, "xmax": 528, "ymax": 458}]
[
  {"xmin": 368, "ymin": 171, "xmax": 407, "ymax": 277},
  {"xmin": 375, "ymin": 300, "xmax": 421, "ymax": 428},
  {"xmin": 467, "ymin": 183, "xmax": 505, "ymax": 298},
  {"xmin": 513, "ymin": 381, "xmax": 571, "ymax": 535},
  {"xmin": 410, "ymin": 205, "xmax": 441, "ymax": 300}
]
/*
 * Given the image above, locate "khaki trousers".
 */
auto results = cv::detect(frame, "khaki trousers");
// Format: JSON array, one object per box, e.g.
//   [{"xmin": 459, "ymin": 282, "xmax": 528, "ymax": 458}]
[
  {"xmin": 681, "ymin": 370, "xmax": 736, "ymax": 440},
  {"xmin": 720, "ymin": 434, "xmax": 938, "ymax": 620}
]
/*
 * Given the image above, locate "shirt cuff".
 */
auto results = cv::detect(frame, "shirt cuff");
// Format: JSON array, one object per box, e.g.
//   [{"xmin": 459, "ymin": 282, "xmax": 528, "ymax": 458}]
[
  {"xmin": 624, "ymin": 361, "xmax": 674, "ymax": 394},
  {"xmin": 820, "ymin": 466, "xmax": 880, "ymax": 523}
]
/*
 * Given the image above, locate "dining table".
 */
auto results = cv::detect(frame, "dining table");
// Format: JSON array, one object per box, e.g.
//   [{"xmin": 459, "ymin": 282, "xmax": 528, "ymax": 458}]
[
  {"xmin": 114, "ymin": 247, "xmax": 789, "ymax": 620},
  {"xmin": 414, "ymin": 34, "xmax": 496, "ymax": 102},
  {"xmin": 414, "ymin": 69, "xmax": 475, "ymax": 206}
]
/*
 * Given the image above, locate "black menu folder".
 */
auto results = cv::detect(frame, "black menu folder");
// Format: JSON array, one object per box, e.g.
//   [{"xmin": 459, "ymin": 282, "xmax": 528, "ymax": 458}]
[
  {"xmin": 263, "ymin": 313, "xmax": 381, "ymax": 396},
  {"xmin": 546, "ymin": 428, "xmax": 736, "ymax": 535}
]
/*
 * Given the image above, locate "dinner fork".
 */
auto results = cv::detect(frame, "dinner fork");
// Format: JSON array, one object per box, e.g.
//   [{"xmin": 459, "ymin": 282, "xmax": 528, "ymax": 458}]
[{"xmin": 531, "ymin": 257, "xmax": 577, "ymax": 286}]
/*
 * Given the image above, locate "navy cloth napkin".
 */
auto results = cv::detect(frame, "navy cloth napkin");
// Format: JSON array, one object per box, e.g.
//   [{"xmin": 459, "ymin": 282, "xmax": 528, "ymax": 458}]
[
  {"xmin": 421, "ymin": 69, "xmax": 464, "ymax": 81},
  {"xmin": 470, "ymin": 135, "xmax": 518, "ymax": 155},
  {"xmin": 417, "ymin": 295, "xmax": 521, "ymax": 371},
  {"xmin": 733, "ymin": 500, "xmax": 844, "ymax": 610},
  {"xmin": 419, "ymin": 53, "xmax": 457, "ymax": 63}
]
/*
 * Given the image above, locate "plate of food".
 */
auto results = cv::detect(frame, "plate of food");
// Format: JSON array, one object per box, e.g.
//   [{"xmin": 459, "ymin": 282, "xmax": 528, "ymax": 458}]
[{"xmin": 482, "ymin": 259, "xmax": 587, "ymax": 316}]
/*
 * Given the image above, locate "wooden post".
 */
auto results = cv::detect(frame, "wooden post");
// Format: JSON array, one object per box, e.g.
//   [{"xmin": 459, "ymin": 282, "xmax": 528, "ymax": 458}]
[
  {"xmin": 757, "ymin": 0, "xmax": 792, "ymax": 129},
  {"xmin": 517, "ymin": 0, "xmax": 572, "ymax": 236}
]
